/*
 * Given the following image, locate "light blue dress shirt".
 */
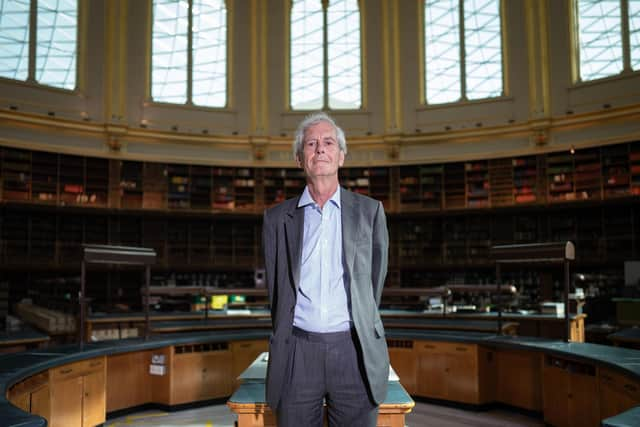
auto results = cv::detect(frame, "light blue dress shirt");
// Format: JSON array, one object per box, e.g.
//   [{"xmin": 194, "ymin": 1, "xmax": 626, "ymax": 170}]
[{"xmin": 293, "ymin": 186, "xmax": 351, "ymax": 333}]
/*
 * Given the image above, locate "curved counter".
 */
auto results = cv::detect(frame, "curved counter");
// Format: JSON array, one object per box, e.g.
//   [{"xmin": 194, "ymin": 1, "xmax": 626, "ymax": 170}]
[{"xmin": 1, "ymin": 321, "xmax": 638, "ymax": 427}]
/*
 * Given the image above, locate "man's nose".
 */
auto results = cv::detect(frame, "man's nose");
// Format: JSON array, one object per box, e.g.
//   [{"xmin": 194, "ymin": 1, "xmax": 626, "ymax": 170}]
[{"xmin": 315, "ymin": 142, "xmax": 325, "ymax": 153}]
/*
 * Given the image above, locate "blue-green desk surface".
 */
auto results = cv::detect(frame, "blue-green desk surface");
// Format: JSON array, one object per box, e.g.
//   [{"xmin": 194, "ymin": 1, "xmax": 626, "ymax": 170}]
[{"xmin": 1, "ymin": 328, "xmax": 640, "ymax": 427}]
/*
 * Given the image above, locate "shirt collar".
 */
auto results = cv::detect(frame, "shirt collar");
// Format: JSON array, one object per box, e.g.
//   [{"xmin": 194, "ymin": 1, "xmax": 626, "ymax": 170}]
[{"xmin": 298, "ymin": 185, "xmax": 341, "ymax": 209}]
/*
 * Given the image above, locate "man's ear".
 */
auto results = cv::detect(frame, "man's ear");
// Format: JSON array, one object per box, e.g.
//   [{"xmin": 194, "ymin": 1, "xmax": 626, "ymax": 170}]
[
  {"xmin": 338, "ymin": 150, "xmax": 345, "ymax": 167},
  {"xmin": 295, "ymin": 153, "xmax": 303, "ymax": 167}
]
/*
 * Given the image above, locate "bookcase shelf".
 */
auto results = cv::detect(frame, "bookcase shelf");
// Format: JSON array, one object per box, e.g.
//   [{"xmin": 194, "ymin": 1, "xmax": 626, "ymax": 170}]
[
  {"xmin": 0, "ymin": 143, "xmax": 639, "ymax": 316},
  {"xmin": 546, "ymin": 152, "xmax": 574, "ymax": 202},
  {"xmin": 602, "ymin": 144, "xmax": 630, "ymax": 198},
  {"xmin": 465, "ymin": 160, "xmax": 490, "ymax": 208},
  {"xmin": 512, "ymin": 156, "xmax": 539, "ymax": 204}
]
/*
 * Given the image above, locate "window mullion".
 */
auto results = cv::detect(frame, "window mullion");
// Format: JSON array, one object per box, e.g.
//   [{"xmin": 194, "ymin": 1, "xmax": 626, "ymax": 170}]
[
  {"xmin": 187, "ymin": 0, "xmax": 194, "ymax": 105},
  {"xmin": 621, "ymin": 0, "xmax": 631, "ymax": 72},
  {"xmin": 459, "ymin": 0, "xmax": 467, "ymax": 101},
  {"xmin": 28, "ymin": 0, "xmax": 37, "ymax": 82},
  {"xmin": 323, "ymin": 0, "xmax": 329, "ymax": 110}
]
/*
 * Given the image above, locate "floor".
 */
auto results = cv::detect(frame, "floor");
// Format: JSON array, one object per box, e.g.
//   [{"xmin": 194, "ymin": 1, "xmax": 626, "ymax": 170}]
[{"xmin": 104, "ymin": 400, "xmax": 545, "ymax": 426}]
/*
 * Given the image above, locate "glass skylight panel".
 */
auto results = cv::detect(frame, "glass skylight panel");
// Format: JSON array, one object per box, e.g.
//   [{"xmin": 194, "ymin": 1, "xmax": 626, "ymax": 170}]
[
  {"xmin": 425, "ymin": 0, "xmax": 461, "ymax": 104},
  {"xmin": 464, "ymin": 0, "xmax": 502, "ymax": 99},
  {"xmin": 192, "ymin": 0, "xmax": 226, "ymax": 107},
  {"xmin": 577, "ymin": 0, "xmax": 623, "ymax": 81},
  {"xmin": 290, "ymin": 0, "xmax": 324, "ymax": 110},
  {"xmin": 36, "ymin": 0, "xmax": 77, "ymax": 89},
  {"xmin": 327, "ymin": 0, "xmax": 361, "ymax": 109},
  {"xmin": 152, "ymin": 0, "xmax": 188, "ymax": 104},
  {"xmin": 630, "ymin": 0, "xmax": 639, "ymax": 70},
  {"xmin": 0, "ymin": 0, "xmax": 30, "ymax": 81}
]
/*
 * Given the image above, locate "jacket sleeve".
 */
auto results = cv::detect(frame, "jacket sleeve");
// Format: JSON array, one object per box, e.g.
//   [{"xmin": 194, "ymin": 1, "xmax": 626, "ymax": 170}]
[
  {"xmin": 371, "ymin": 201, "xmax": 389, "ymax": 305},
  {"xmin": 262, "ymin": 210, "xmax": 277, "ymax": 311}
]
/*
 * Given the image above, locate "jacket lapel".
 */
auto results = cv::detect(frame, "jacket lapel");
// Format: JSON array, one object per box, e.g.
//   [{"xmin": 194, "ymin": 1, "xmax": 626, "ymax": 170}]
[
  {"xmin": 341, "ymin": 188, "xmax": 359, "ymax": 279},
  {"xmin": 284, "ymin": 198, "xmax": 304, "ymax": 292}
]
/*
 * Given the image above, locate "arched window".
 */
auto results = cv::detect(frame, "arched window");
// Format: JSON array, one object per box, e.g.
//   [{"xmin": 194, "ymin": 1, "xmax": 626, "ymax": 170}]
[
  {"xmin": 575, "ymin": 0, "xmax": 639, "ymax": 82},
  {"xmin": 151, "ymin": 0, "xmax": 227, "ymax": 107},
  {"xmin": 424, "ymin": 0, "xmax": 503, "ymax": 104},
  {"xmin": 290, "ymin": 0, "xmax": 362, "ymax": 110},
  {"xmin": 0, "ymin": 0, "xmax": 78, "ymax": 90}
]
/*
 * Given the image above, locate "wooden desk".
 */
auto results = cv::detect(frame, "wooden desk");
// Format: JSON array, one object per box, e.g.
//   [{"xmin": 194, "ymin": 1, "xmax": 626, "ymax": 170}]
[{"xmin": 227, "ymin": 353, "xmax": 414, "ymax": 427}]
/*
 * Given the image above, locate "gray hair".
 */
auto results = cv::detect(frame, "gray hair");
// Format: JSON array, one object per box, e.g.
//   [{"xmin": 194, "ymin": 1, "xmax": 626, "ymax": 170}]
[{"xmin": 292, "ymin": 112, "xmax": 348, "ymax": 161}]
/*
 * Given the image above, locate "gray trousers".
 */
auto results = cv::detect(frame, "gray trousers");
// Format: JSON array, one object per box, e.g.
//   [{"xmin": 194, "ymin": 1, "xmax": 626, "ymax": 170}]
[{"xmin": 276, "ymin": 326, "xmax": 378, "ymax": 427}]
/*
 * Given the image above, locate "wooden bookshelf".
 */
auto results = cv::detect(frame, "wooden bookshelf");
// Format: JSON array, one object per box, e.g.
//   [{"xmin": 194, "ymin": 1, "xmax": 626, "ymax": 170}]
[
  {"xmin": 602, "ymin": 144, "xmax": 630, "ymax": 198},
  {"xmin": 2, "ymin": 148, "xmax": 30, "ymax": 201},
  {"xmin": 399, "ymin": 166, "xmax": 421, "ymax": 210},
  {"xmin": 465, "ymin": 160, "xmax": 490, "ymax": 208},
  {"xmin": 512, "ymin": 156, "xmax": 539, "ymax": 204},
  {"xmin": 120, "ymin": 160, "xmax": 143, "ymax": 209},
  {"xmin": 489, "ymin": 158, "xmax": 512, "ymax": 207},
  {"xmin": 190, "ymin": 165, "xmax": 212, "ymax": 210},
  {"xmin": 573, "ymin": 148, "xmax": 601, "ymax": 201},
  {"xmin": 31, "ymin": 151, "xmax": 57, "ymax": 203},
  {"xmin": 167, "ymin": 164, "xmax": 190, "ymax": 209},
  {"xmin": 546, "ymin": 151, "xmax": 574, "ymax": 202},
  {"xmin": 444, "ymin": 163, "xmax": 465, "ymax": 209},
  {"xmin": 631, "ymin": 141, "xmax": 640, "ymax": 195}
]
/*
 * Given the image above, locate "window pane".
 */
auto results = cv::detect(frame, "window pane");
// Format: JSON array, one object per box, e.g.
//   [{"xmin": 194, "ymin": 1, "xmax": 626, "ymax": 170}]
[
  {"xmin": 0, "ymin": 0, "xmax": 30, "ymax": 81},
  {"xmin": 152, "ymin": 0, "xmax": 188, "ymax": 104},
  {"xmin": 464, "ymin": 0, "xmax": 502, "ymax": 100},
  {"xmin": 192, "ymin": 0, "xmax": 226, "ymax": 107},
  {"xmin": 327, "ymin": 0, "xmax": 361, "ymax": 109},
  {"xmin": 631, "ymin": 0, "xmax": 640, "ymax": 70},
  {"xmin": 425, "ymin": 0, "xmax": 461, "ymax": 104},
  {"xmin": 577, "ymin": 0, "xmax": 623, "ymax": 81},
  {"xmin": 36, "ymin": 0, "xmax": 77, "ymax": 89},
  {"xmin": 290, "ymin": 0, "xmax": 323, "ymax": 110}
]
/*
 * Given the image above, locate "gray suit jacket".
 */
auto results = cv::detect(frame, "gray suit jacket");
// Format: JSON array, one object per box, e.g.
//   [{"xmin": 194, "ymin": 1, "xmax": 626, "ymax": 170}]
[{"xmin": 262, "ymin": 188, "xmax": 390, "ymax": 410}]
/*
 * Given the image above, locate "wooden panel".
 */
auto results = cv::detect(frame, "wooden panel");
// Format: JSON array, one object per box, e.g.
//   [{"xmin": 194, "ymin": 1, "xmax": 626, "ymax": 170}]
[
  {"xmin": 542, "ymin": 363, "xmax": 569, "ymax": 427},
  {"xmin": 496, "ymin": 349, "xmax": 542, "ymax": 411},
  {"xmin": 171, "ymin": 350, "xmax": 233, "ymax": 404},
  {"xmin": 83, "ymin": 370, "xmax": 106, "ymax": 427},
  {"xmin": 416, "ymin": 341, "xmax": 449, "ymax": 400},
  {"xmin": 107, "ymin": 351, "xmax": 152, "ymax": 412},
  {"xmin": 30, "ymin": 384, "xmax": 50, "ymax": 422},
  {"xmin": 50, "ymin": 376, "xmax": 83, "ymax": 427},
  {"xmin": 7, "ymin": 390, "xmax": 29, "ymax": 412},
  {"xmin": 387, "ymin": 341, "xmax": 417, "ymax": 395},
  {"xmin": 446, "ymin": 343, "xmax": 478, "ymax": 404},
  {"xmin": 150, "ymin": 347, "xmax": 172, "ymax": 405},
  {"xmin": 599, "ymin": 367, "xmax": 640, "ymax": 419},
  {"xmin": 569, "ymin": 369, "xmax": 599, "ymax": 427}
]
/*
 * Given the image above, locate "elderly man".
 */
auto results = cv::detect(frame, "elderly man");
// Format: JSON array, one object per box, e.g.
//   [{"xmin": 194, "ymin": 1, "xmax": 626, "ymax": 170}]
[{"xmin": 262, "ymin": 112, "xmax": 389, "ymax": 427}]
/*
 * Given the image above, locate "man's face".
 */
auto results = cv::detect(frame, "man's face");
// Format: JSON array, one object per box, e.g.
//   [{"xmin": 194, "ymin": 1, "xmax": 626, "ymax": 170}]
[{"xmin": 297, "ymin": 121, "xmax": 345, "ymax": 179}]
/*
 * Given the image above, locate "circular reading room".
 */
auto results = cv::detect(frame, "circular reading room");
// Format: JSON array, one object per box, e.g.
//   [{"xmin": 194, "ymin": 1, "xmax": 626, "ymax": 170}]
[{"xmin": 1, "ymin": 1, "xmax": 639, "ymax": 427}]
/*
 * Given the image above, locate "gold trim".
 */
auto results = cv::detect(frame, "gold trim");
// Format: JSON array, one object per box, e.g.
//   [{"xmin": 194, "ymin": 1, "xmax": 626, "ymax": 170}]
[
  {"xmin": 227, "ymin": 0, "xmax": 234, "ymax": 110},
  {"xmin": 525, "ymin": 0, "xmax": 538, "ymax": 115},
  {"xmin": 144, "ymin": 0, "xmax": 152, "ymax": 100},
  {"xmin": 77, "ymin": 0, "xmax": 88, "ymax": 93},
  {"xmin": 119, "ymin": 0, "xmax": 128, "ymax": 119},
  {"xmin": 417, "ymin": 0, "xmax": 425, "ymax": 105},
  {"xmin": 392, "ymin": 0, "xmax": 401, "ymax": 129},
  {"xmin": 283, "ymin": 0, "xmax": 292, "ymax": 110},
  {"xmin": 260, "ymin": 0, "xmax": 268, "ymax": 130},
  {"xmin": 250, "ymin": 0, "xmax": 258, "ymax": 131},
  {"xmin": 359, "ymin": 0, "xmax": 367, "ymax": 109},
  {"xmin": 500, "ymin": 0, "xmax": 509, "ymax": 98},
  {"xmin": 568, "ymin": 0, "xmax": 580, "ymax": 84},
  {"xmin": 538, "ymin": 0, "xmax": 550, "ymax": 116},
  {"xmin": 104, "ymin": 1, "xmax": 114, "ymax": 121},
  {"xmin": 382, "ymin": 0, "xmax": 392, "ymax": 130}
]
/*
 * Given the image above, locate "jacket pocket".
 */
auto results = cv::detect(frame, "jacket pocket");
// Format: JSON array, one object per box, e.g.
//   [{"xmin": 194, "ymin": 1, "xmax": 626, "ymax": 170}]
[{"xmin": 374, "ymin": 318, "xmax": 385, "ymax": 339}]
